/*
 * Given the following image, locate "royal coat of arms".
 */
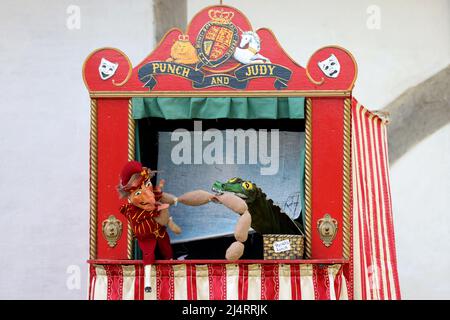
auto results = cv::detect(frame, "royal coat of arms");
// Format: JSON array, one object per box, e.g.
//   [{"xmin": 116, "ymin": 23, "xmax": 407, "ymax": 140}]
[
  {"xmin": 137, "ymin": 6, "xmax": 293, "ymax": 90},
  {"xmin": 195, "ymin": 9, "xmax": 239, "ymax": 69}
]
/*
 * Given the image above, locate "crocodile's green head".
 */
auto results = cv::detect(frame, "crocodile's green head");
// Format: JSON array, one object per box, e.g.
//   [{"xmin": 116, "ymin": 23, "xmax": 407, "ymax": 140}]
[{"xmin": 211, "ymin": 177, "xmax": 257, "ymax": 202}]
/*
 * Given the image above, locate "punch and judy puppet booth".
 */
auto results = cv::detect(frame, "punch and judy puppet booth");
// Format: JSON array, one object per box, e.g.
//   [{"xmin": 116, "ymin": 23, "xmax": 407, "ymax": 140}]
[{"xmin": 83, "ymin": 5, "xmax": 400, "ymax": 300}]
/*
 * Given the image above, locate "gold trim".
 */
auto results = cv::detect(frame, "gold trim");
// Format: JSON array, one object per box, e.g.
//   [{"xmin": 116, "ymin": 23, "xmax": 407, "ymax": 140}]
[
  {"xmin": 127, "ymin": 99, "xmax": 136, "ymax": 161},
  {"xmin": 127, "ymin": 99, "xmax": 136, "ymax": 259},
  {"xmin": 305, "ymin": 45, "xmax": 358, "ymax": 91},
  {"xmin": 305, "ymin": 71, "xmax": 325, "ymax": 86},
  {"xmin": 89, "ymin": 90, "xmax": 351, "ymax": 98},
  {"xmin": 305, "ymin": 50, "xmax": 325, "ymax": 86},
  {"xmin": 188, "ymin": 4, "xmax": 254, "ymax": 35},
  {"xmin": 83, "ymin": 4, "xmax": 254, "ymax": 90},
  {"xmin": 89, "ymin": 99, "xmax": 98, "ymax": 260},
  {"xmin": 82, "ymin": 7, "xmax": 358, "ymax": 95},
  {"xmin": 113, "ymin": 54, "xmax": 133, "ymax": 87},
  {"xmin": 82, "ymin": 26, "xmax": 185, "ymax": 90},
  {"xmin": 82, "ymin": 47, "xmax": 133, "ymax": 91},
  {"xmin": 342, "ymin": 98, "xmax": 352, "ymax": 259},
  {"xmin": 304, "ymin": 98, "xmax": 313, "ymax": 259}
]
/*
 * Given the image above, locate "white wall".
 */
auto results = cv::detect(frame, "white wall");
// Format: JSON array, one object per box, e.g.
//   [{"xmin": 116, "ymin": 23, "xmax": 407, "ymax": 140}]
[
  {"xmin": 0, "ymin": 0, "xmax": 154, "ymax": 299},
  {"xmin": 0, "ymin": 0, "xmax": 448, "ymax": 299},
  {"xmin": 390, "ymin": 124, "xmax": 450, "ymax": 299}
]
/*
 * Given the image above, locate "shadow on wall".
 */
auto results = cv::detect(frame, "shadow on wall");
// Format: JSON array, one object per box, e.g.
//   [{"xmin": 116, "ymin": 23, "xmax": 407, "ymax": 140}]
[{"xmin": 383, "ymin": 65, "xmax": 450, "ymax": 164}]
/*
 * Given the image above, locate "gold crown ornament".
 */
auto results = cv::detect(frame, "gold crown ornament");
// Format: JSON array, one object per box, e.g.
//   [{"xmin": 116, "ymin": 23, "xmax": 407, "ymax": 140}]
[
  {"xmin": 208, "ymin": 9, "xmax": 234, "ymax": 24},
  {"xmin": 178, "ymin": 34, "xmax": 190, "ymax": 42}
]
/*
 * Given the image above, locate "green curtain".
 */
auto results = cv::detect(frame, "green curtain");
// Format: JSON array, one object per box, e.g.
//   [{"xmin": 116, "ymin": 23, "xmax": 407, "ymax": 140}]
[
  {"xmin": 132, "ymin": 97, "xmax": 306, "ymax": 257},
  {"xmin": 132, "ymin": 97, "xmax": 305, "ymax": 120}
]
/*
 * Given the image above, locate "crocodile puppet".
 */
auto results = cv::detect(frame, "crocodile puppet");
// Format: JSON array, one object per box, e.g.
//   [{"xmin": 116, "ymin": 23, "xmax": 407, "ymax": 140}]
[
  {"xmin": 176, "ymin": 177, "xmax": 304, "ymax": 260},
  {"xmin": 212, "ymin": 178, "xmax": 303, "ymax": 235}
]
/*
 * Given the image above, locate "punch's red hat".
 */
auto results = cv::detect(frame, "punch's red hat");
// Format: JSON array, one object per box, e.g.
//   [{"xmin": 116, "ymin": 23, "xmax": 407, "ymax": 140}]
[
  {"xmin": 118, "ymin": 161, "xmax": 154, "ymax": 197},
  {"xmin": 120, "ymin": 160, "xmax": 143, "ymax": 186}
]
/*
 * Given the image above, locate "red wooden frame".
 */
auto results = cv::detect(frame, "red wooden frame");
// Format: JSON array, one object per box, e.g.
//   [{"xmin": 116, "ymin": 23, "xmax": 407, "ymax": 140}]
[{"xmin": 83, "ymin": 4, "xmax": 357, "ymax": 264}]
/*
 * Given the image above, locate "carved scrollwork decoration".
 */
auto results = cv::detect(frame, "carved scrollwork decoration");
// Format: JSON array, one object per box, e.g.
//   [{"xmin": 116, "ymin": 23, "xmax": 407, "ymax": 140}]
[
  {"xmin": 102, "ymin": 215, "xmax": 123, "ymax": 248},
  {"xmin": 317, "ymin": 213, "xmax": 338, "ymax": 247}
]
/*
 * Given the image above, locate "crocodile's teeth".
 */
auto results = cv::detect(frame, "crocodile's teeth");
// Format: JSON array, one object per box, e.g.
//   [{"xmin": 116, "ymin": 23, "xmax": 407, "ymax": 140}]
[
  {"xmin": 236, "ymin": 193, "xmax": 248, "ymax": 199},
  {"xmin": 211, "ymin": 187, "xmax": 223, "ymax": 195}
]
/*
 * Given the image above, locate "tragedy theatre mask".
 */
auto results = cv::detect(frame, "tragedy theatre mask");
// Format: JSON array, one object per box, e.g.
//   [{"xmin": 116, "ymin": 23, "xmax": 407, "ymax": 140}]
[
  {"xmin": 98, "ymin": 58, "xmax": 118, "ymax": 80},
  {"xmin": 318, "ymin": 54, "xmax": 341, "ymax": 78}
]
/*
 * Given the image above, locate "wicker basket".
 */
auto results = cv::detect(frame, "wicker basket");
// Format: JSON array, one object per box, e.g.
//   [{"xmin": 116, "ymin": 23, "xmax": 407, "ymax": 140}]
[{"xmin": 263, "ymin": 234, "xmax": 304, "ymax": 260}]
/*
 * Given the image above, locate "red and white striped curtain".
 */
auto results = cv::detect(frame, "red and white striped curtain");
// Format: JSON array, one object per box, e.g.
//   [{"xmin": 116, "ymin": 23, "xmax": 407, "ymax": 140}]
[
  {"xmin": 89, "ymin": 263, "xmax": 348, "ymax": 300},
  {"xmin": 351, "ymin": 99, "xmax": 401, "ymax": 299}
]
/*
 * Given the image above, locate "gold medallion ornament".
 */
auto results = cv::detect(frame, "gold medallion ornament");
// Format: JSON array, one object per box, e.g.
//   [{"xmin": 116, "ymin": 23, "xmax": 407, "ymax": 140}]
[
  {"xmin": 317, "ymin": 213, "xmax": 338, "ymax": 247},
  {"xmin": 102, "ymin": 215, "xmax": 123, "ymax": 248}
]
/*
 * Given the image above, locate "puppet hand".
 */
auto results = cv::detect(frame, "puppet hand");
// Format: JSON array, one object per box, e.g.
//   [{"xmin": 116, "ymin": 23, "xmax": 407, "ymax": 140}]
[
  {"xmin": 157, "ymin": 203, "xmax": 170, "ymax": 211},
  {"xmin": 154, "ymin": 204, "xmax": 170, "ymax": 225},
  {"xmin": 168, "ymin": 217, "xmax": 182, "ymax": 234},
  {"xmin": 225, "ymin": 241, "xmax": 244, "ymax": 260},
  {"xmin": 213, "ymin": 193, "xmax": 248, "ymax": 214}
]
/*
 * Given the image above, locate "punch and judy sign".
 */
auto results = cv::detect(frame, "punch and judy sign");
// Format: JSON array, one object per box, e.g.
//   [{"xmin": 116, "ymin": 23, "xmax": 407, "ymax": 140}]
[
  {"xmin": 82, "ymin": 5, "xmax": 357, "ymax": 94},
  {"xmin": 138, "ymin": 8, "xmax": 291, "ymax": 90}
]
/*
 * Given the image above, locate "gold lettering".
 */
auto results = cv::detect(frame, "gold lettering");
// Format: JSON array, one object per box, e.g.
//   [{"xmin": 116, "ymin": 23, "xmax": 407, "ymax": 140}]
[
  {"xmin": 253, "ymin": 65, "xmax": 259, "ymax": 76},
  {"xmin": 259, "ymin": 65, "xmax": 267, "ymax": 75},
  {"xmin": 245, "ymin": 65, "xmax": 256, "ymax": 77},
  {"xmin": 243, "ymin": 64, "xmax": 275, "ymax": 77},
  {"xmin": 160, "ymin": 63, "xmax": 166, "ymax": 72},
  {"xmin": 210, "ymin": 76, "xmax": 230, "ymax": 85},
  {"xmin": 244, "ymin": 67, "xmax": 251, "ymax": 77},
  {"xmin": 182, "ymin": 67, "xmax": 190, "ymax": 78},
  {"xmin": 152, "ymin": 63, "xmax": 160, "ymax": 73},
  {"xmin": 167, "ymin": 63, "xmax": 175, "ymax": 74}
]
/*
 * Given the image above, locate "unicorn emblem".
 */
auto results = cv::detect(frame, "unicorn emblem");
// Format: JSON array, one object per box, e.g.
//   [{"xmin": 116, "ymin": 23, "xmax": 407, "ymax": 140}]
[{"xmin": 233, "ymin": 31, "xmax": 271, "ymax": 64}]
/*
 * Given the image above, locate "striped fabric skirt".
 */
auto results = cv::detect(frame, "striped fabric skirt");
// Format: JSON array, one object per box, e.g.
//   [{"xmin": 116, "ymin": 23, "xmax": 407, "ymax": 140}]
[{"xmin": 89, "ymin": 262, "xmax": 349, "ymax": 300}]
